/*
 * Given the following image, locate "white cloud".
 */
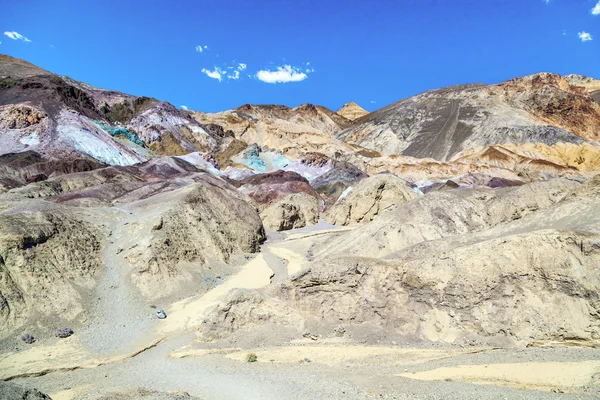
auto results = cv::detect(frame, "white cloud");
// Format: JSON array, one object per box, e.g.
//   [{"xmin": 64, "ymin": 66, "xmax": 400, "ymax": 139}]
[
  {"xmin": 255, "ymin": 64, "xmax": 311, "ymax": 84},
  {"xmin": 578, "ymin": 31, "xmax": 593, "ymax": 42},
  {"xmin": 592, "ymin": 1, "xmax": 600, "ymax": 15},
  {"xmin": 4, "ymin": 31, "xmax": 31, "ymax": 42},
  {"xmin": 202, "ymin": 62, "xmax": 248, "ymax": 82},
  {"xmin": 201, "ymin": 67, "xmax": 223, "ymax": 81},
  {"xmin": 181, "ymin": 105, "xmax": 189, "ymax": 110},
  {"xmin": 227, "ymin": 70, "xmax": 240, "ymax": 80},
  {"xmin": 196, "ymin": 45, "xmax": 208, "ymax": 53}
]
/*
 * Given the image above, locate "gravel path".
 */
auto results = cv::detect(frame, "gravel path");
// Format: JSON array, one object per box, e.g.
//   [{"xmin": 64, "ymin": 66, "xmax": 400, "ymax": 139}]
[{"xmin": 79, "ymin": 206, "xmax": 156, "ymax": 355}]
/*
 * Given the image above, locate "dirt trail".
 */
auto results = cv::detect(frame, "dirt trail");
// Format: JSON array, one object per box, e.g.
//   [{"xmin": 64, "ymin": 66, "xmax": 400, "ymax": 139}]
[{"xmin": 79, "ymin": 206, "xmax": 156, "ymax": 354}]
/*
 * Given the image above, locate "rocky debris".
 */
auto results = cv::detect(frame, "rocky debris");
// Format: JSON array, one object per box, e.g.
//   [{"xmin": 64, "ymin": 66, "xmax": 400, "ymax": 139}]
[
  {"xmin": 55, "ymin": 327, "xmax": 74, "ymax": 338},
  {"xmin": 325, "ymin": 174, "xmax": 419, "ymax": 225},
  {"xmin": 0, "ymin": 104, "xmax": 46, "ymax": 129},
  {"xmin": 20, "ymin": 333, "xmax": 35, "ymax": 344},
  {"xmin": 0, "ymin": 381, "xmax": 52, "ymax": 400},
  {"xmin": 201, "ymin": 177, "xmax": 600, "ymax": 346},
  {"xmin": 336, "ymin": 101, "xmax": 369, "ymax": 121},
  {"xmin": 238, "ymin": 170, "xmax": 321, "ymax": 210},
  {"xmin": 260, "ymin": 193, "xmax": 319, "ymax": 231}
]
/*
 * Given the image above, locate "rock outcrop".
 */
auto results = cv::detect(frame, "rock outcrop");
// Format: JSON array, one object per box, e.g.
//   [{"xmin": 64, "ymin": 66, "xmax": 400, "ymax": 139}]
[
  {"xmin": 260, "ymin": 193, "xmax": 319, "ymax": 231},
  {"xmin": 310, "ymin": 161, "xmax": 367, "ymax": 207},
  {"xmin": 122, "ymin": 175, "xmax": 265, "ymax": 299},
  {"xmin": 0, "ymin": 201, "xmax": 104, "ymax": 338},
  {"xmin": 238, "ymin": 170, "xmax": 321, "ymax": 210},
  {"xmin": 325, "ymin": 173, "xmax": 419, "ymax": 225}
]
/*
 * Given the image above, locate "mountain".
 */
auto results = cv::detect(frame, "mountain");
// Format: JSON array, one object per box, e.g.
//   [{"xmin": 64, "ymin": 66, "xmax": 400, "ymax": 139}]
[
  {"xmin": 337, "ymin": 73, "xmax": 600, "ymax": 162},
  {"xmin": 0, "ymin": 54, "xmax": 222, "ymax": 167},
  {"xmin": 335, "ymin": 101, "xmax": 369, "ymax": 121},
  {"xmin": 192, "ymin": 103, "xmax": 357, "ymax": 160}
]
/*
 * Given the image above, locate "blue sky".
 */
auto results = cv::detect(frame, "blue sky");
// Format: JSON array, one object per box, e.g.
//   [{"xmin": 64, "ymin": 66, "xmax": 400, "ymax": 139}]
[{"xmin": 1, "ymin": 0, "xmax": 599, "ymax": 113}]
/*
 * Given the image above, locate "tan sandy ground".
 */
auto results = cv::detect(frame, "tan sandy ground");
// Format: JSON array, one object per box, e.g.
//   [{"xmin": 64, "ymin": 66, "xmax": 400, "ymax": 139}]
[
  {"xmin": 49, "ymin": 385, "xmax": 91, "ymax": 400},
  {"xmin": 0, "ymin": 336, "xmax": 162, "ymax": 380},
  {"xmin": 397, "ymin": 360, "xmax": 600, "ymax": 393},
  {"xmin": 170, "ymin": 344, "xmax": 488, "ymax": 365},
  {"xmin": 157, "ymin": 253, "xmax": 273, "ymax": 336},
  {"xmin": 167, "ymin": 342, "xmax": 600, "ymax": 395}
]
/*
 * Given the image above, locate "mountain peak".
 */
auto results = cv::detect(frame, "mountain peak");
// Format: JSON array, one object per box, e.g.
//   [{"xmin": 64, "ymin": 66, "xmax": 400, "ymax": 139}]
[{"xmin": 336, "ymin": 101, "xmax": 368, "ymax": 121}]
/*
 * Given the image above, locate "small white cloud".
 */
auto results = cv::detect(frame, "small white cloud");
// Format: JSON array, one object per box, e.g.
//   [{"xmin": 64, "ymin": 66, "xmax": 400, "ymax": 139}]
[
  {"xmin": 578, "ymin": 31, "xmax": 593, "ymax": 42},
  {"xmin": 592, "ymin": 1, "xmax": 600, "ymax": 15},
  {"xmin": 196, "ymin": 45, "xmax": 208, "ymax": 53},
  {"xmin": 227, "ymin": 70, "xmax": 240, "ymax": 80},
  {"xmin": 4, "ymin": 31, "xmax": 31, "ymax": 42},
  {"xmin": 238, "ymin": 63, "xmax": 247, "ymax": 71},
  {"xmin": 255, "ymin": 64, "xmax": 311, "ymax": 84},
  {"xmin": 370, "ymin": 100, "xmax": 376, "ymax": 104},
  {"xmin": 181, "ymin": 105, "xmax": 189, "ymax": 110},
  {"xmin": 201, "ymin": 67, "xmax": 223, "ymax": 81}
]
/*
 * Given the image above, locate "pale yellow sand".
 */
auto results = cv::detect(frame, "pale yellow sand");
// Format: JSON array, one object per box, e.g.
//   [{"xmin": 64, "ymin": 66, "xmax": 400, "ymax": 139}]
[
  {"xmin": 398, "ymin": 360, "xmax": 600, "ymax": 392},
  {"xmin": 170, "ymin": 344, "xmax": 485, "ymax": 366},
  {"xmin": 157, "ymin": 253, "xmax": 273, "ymax": 336},
  {"xmin": 0, "ymin": 337, "xmax": 161, "ymax": 380},
  {"xmin": 49, "ymin": 385, "xmax": 90, "ymax": 400}
]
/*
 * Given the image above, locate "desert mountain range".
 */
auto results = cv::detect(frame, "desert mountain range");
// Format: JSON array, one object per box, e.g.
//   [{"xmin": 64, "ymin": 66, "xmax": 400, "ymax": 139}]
[{"xmin": 1, "ymin": 54, "xmax": 600, "ymax": 399}]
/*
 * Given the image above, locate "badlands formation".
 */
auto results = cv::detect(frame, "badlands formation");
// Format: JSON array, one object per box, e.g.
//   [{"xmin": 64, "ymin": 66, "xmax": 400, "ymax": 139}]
[{"xmin": 1, "ymin": 54, "xmax": 600, "ymax": 399}]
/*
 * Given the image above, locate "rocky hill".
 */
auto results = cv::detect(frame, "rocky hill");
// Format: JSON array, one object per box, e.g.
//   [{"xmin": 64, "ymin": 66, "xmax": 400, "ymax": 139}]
[
  {"xmin": 335, "ymin": 101, "xmax": 369, "ymax": 121},
  {"xmin": 2, "ymin": 54, "xmax": 600, "ymax": 399},
  {"xmin": 336, "ymin": 73, "xmax": 600, "ymax": 162}
]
